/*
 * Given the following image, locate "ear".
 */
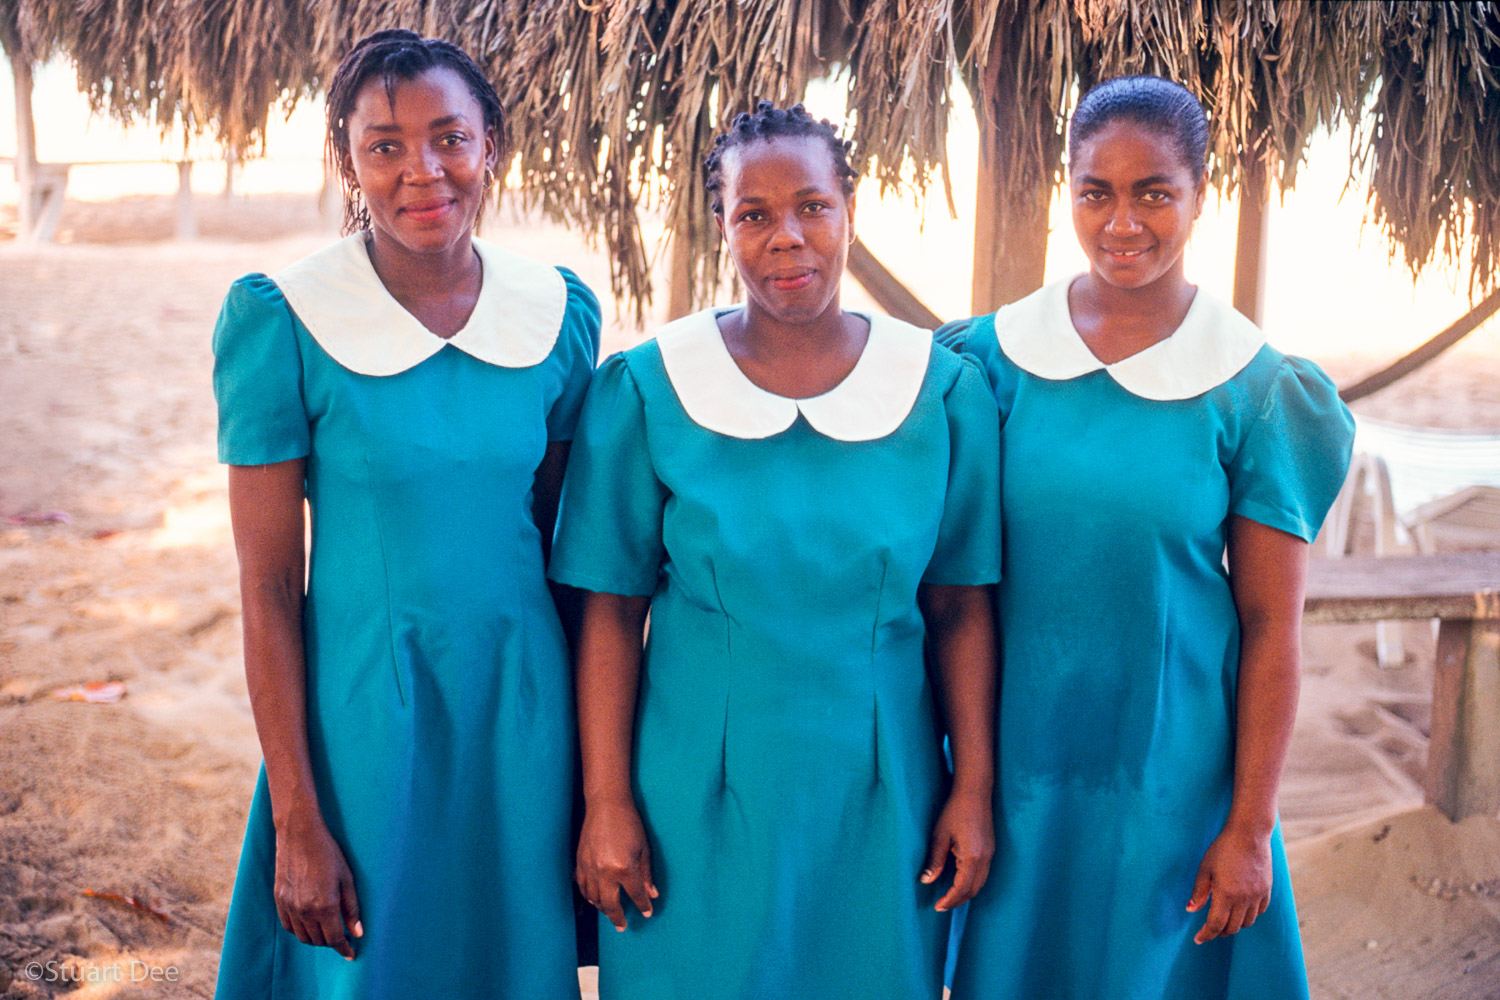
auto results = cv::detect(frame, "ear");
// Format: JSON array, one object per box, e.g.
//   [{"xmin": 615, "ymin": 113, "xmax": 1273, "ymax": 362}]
[
  {"xmin": 846, "ymin": 191, "xmax": 857, "ymax": 244},
  {"xmin": 1192, "ymin": 176, "xmax": 1206, "ymax": 219},
  {"xmin": 713, "ymin": 211, "xmax": 726, "ymax": 241},
  {"xmin": 341, "ymin": 150, "xmax": 358, "ymax": 190},
  {"xmin": 484, "ymin": 127, "xmax": 500, "ymax": 175}
]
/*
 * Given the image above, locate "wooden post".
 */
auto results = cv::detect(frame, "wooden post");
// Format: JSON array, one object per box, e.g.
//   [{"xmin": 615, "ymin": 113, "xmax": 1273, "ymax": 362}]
[
  {"xmin": 223, "ymin": 150, "xmax": 239, "ymax": 198},
  {"xmin": 971, "ymin": 110, "xmax": 1049, "ymax": 314},
  {"xmin": 1232, "ymin": 160, "xmax": 1269, "ymax": 326},
  {"xmin": 175, "ymin": 160, "xmax": 197, "ymax": 240},
  {"xmin": 1428, "ymin": 619, "xmax": 1500, "ymax": 820},
  {"xmin": 667, "ymin": 225, "xmax": 694, "ymax": 321},
  {"xmin": 11, "ymin": 53, "xmax": 38, "ymax": 242}
]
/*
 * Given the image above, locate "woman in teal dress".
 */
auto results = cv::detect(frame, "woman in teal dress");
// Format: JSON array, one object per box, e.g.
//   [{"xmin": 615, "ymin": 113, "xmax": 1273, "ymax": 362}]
[
  {"xmin": 212, "ymin": 31, "xmax": 599, "ymax": 999},
  {"xmin": 549, "ymin": 103, "xmax": 1000, "ymax": 1000},
  {"xmin": 940, "ymin": 76, "xmax": 1355, "ymax": 999}
]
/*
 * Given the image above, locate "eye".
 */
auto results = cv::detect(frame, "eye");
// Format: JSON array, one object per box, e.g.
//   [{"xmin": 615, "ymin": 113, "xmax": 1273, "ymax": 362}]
[
  {"xmin": 738, "ymin": 210, "xmax": 765, "ymax": 223},
  {"xmin": 802, "ymin": 201, "xmax": 828, "ymax": 215},
  {"xmin": 370, "ymin": 140, "xmax": 398, "ymax": 155},
  {"xmin": 1139, "ymin": 190, "xmax": 1169, "ymax": 205},
  {"xmin": 1080, "ymin": 189, "xmax": 1108, "ymax": 202},
  {"xmin": 439, "ymin": 132, "xmax": 468, "ymax": 148}
]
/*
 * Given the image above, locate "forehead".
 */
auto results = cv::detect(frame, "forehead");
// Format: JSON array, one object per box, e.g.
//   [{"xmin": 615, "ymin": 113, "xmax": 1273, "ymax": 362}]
[
  {"xmin": 1071, "ymin": 119, "xmax": 1195, "ymax": 183},
  {"xmin": 719, "ymin": 135, "xmax": 843, "ymax": 197},
  {"xmin": 348, "ymin": 66, "xmax": 482, "ymax": 128}
]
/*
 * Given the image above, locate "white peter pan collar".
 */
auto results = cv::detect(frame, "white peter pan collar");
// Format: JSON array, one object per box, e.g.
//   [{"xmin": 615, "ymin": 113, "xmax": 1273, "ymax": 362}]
[
  {"xmin": 272, "ymin": 233, "xmax": 566, "ymax": 376},
  {"xmin": 995, "ymin": 276, "xmax": 1266, "ymax": 400},
  {"xmin": 656, "ymin": 308, "xmax": 932, "ymax": 441}
]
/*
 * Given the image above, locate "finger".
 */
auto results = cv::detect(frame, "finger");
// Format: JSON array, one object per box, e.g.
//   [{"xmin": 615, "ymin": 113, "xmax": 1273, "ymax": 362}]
[
  {"xmin": 1186, "ymin": 866, "xmax": 1212, "ymax": 913},
  {"xmin": 340, "ymin": 877, "xmax": 363, "ymax": 942},
  {"xmin": 287, "ymin": 911, "xmax": 315, "ymax": 948},
  {"xmin": 969, "ymin": 855, "xmax": 993, "ymax": 899},
  {"xmin": 320, "ymin": 909, "xmax": 353, "ymax": 960},
  {"xmin": 1194, "ymin": 895, "xmax": 1231, "ymax": 945},
  {"xmin": 639, "ymin": 847, "xmax": 658, "ymax": 901},
  {"xmin": 937, "ymin": 854, "xmax": 980, "ymax": 911},
  {"xmin": 621, "ymin": 868, "xmax": 655, "ymax": 919},
  {"xmin": 275, "ymin": 899, "xmax": 293, "ymax": 935},
  {"xmin": 921, "ymin": 830, "xmax": 952, "ymax": 885},
  {"xmin": 301, "ymin": 910, "xmax": 330, "ymax": 950},
  {"xmin": 599, "ymin": 884, "xmax": 628, "ymax": 932}
]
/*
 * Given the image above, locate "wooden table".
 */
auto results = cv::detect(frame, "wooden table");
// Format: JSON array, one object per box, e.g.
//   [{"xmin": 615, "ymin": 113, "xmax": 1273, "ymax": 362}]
[{"xmin": 1305, "ymin": 551, "xmax": 1500, "ymax": 821}]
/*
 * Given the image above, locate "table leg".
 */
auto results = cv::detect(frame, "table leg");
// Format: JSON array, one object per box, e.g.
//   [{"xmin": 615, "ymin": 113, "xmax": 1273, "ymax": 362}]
[{"xmin": 1427, "ymin": 618, "xmax": 1500, "ymax": 820}]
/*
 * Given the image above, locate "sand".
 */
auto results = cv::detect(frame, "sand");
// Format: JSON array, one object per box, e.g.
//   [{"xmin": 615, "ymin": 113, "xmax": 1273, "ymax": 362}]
[{"xmin": 1, "ymin": 192, "xmax": 1497, "ymax": 999}]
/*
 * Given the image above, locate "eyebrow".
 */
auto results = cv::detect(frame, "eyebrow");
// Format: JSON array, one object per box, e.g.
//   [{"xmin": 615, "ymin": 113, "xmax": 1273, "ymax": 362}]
[
  {"xmin": 1076, "ymin": 174, "xmax": 1178, "ymax": 189},
  {"xmin": 361, "ymin": 114, "xmax": 470, "ymax": 134},
  {"xmin": 733, "ymin": 186, "xmax": 831, "ymax": 204}
]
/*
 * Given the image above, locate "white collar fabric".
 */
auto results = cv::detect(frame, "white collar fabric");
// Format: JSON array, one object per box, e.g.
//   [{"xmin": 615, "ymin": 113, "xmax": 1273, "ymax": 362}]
[
  {"xmin": 271, "ymin": 233, "xmax": 566, "ymax": 376},
  {"xmin": 655, "ymin": 307, "xmax": 932, "ymax": 441},
  {"xmin": 994, "ymin": 276, "xmax": 1266, "ymax": 400}
]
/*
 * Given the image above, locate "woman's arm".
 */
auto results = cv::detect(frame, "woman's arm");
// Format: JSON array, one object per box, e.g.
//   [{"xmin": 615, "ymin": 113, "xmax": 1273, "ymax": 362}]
[
  {"xmin": 1187, "ymin": 514, "xmax": 1306, "ymax": 943},
  {"xmin": 228, "ymin": 460, "xmax": 361, "ymax": 959},
  {"xmin": 918, "ymin": 583, "xmax": 997, "ymax": 911},
  {"xmin": 574, "ymin": 591, "xmax": 657, "ymax": 931}
]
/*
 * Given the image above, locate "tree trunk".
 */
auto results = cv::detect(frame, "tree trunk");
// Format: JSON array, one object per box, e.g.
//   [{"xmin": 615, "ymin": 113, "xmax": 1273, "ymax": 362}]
[
  {"xmin": 175, "ymin": 161, "xmax": 197, "ymax": 241},
  {"xmin": 12, "ymin": 54, "xmax": 38, "ymax": 242},
  {"xmin": 1232, "ymin": 161, "xmax": 1270, "ymax": 326},
  {"xmin": 970, "ymin": 55, "xmax": 1050, "ymax": 315}
]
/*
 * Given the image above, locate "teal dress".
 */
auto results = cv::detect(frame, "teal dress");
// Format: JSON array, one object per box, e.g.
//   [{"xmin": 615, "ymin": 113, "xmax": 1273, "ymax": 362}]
[
  {"xmin": 211, "ymin": 235, "xmax": 600, "ymax": 1000},
  {"xmin": 939, "ymin": 280, "xmax": 1354, "ymax": 1000},
  {"xmin": 548, "ymin": 308, "xmax": 1001, "ymax": 1000}
]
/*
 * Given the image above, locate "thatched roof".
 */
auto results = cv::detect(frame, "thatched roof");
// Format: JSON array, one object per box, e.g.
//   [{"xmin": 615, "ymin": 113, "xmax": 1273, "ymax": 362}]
[{"xmin": 13, "ymin": 1, "xmax": 1500, "ymax": 311}]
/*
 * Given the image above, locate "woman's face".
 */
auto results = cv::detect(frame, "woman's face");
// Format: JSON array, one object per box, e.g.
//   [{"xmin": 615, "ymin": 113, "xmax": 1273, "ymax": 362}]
[
  {"xmin": 715, "ymin": 135, "xmax": 855, "ymax": 325},
  {"xmin": 1069, "ymin": 119, "xmax": 1205, "ymax": 292},
  {"xmin": 343, "ymin": 66, "xmax": 497, "ymax": 255}
]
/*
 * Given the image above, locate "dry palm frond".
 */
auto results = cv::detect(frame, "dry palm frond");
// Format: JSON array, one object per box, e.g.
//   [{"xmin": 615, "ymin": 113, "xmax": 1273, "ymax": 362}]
[
  {"xmin": 1365, "ymin": 1, "xmax": 1500, "ymax": 295},
  {"xmin": 17, "ymin": 0, "xmax": 319, "ymax": 154},
  {"xmin": 15, "ymin": 1, "xmax": 1500, "ymax": 310}
]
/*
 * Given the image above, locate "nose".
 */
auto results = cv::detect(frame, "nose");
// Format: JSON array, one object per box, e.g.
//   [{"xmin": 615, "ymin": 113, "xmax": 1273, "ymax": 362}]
[
  {"xmin": 1104, "ymin": 201, "xmax": 1142, "ymax": 236},
  {"xmin": 767, "ymin": 212, "xmax": 805, "ymax": 250},
  {"xmin": 404, "ymin": 146, "xmax": 443, "ymax": 184}
]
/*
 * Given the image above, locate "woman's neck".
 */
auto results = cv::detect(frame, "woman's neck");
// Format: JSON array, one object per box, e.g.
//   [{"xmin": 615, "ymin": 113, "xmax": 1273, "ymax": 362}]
[
  {"xmin": 718, "ymin": 297, "xmax": 870, "ymax": 399},
  {"xmin": 364, "ymin": 230, "xmax": 482, "ymax": 339},
  {"xmin": 1069, "ymin": 264, "xmax": 1197, "ymax": 365},
  {"xmin": 366, "ymin": 230, "xmax": 479, "ymax": 299}
]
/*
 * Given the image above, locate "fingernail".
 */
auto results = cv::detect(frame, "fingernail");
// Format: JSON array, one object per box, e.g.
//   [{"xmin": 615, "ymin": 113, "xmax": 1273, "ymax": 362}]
[{"xmin": 353, "ymin": 921, "xmax": 364, "ymax": 937}]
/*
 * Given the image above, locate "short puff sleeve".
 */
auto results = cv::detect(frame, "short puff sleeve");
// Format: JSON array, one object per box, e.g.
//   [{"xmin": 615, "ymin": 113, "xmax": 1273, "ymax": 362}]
[
  {"xmin": 923, "ymin": 354, "xmax": 1002, "ymax": 585},
  {"xmin": 212, "ymin": 275, "xmax": 310, "ymax": 466},
  {"xmin": 546, "ymin": 267, "xmax": 604, "ymax": 442},
  {"xmin": 1228, "ymin": 355, "xmax": 1355, "ymax": 542},
  {"xmin": 548, "ymin": 354, "xmax": 667, "ymax": 596}
]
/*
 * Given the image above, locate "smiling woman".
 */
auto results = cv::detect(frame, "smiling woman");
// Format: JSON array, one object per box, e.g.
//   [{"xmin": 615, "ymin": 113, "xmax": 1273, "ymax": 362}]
[
  {"xmin": 551, "ymin": 103, "xmax": 1001, "ymax": 1000},
  {"xmin": 210, "ymin": 29, "xmax": 601, "ymax": 1000},
  {"xmin": 938, "ymin": 76, "xmax": 1355, "ymax": 1000}
]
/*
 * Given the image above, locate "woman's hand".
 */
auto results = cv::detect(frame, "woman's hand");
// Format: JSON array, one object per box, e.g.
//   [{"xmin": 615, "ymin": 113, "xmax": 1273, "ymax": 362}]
[
  {"xmin": 576, "ymin": 799, "xmax": 658, "ymax": 932},
  {"xmin": 1186, "ymin": 823, "xmax": 1272, "ymax": 943},
  {"xmin": 274, "ymin": 808, "xmax": 363, "ymax": 959},
  {"xmin": 921, "ymin": 788, "xmax": 995, "ymax": 911}
]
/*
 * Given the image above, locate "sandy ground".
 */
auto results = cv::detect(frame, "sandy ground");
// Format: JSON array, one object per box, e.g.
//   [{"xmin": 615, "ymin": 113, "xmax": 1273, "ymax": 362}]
[{"xmin": 0, "ymin": 192, "xmax": 1497, "ymax": 999}]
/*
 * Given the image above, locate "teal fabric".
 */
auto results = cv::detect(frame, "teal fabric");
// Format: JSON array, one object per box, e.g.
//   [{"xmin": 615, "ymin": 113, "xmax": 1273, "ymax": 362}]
[
  {"xmin": 212, "ymin": 265, "xmax": 600, "ymax": 1000},
  {"xmin": 549, "ymin": 333, "xmax": 1001, "ymax": 1000},
  {"xmin": 937, "ymin": 308, "xmax": 1354, "ymax": 1000}
]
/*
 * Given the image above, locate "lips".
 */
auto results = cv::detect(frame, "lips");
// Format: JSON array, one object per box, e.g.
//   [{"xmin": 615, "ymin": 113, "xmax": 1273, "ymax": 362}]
[
  {"xmin": 400, "ymin": 199, "xmax": 456, "ymax": 223},
  {"xmin": 767, "ymin": 268, "xmax": 815, "ymax": 291},
  {"xmin": 1102, "ymin": 246, "xmax": 1150, "ymax": 263}
]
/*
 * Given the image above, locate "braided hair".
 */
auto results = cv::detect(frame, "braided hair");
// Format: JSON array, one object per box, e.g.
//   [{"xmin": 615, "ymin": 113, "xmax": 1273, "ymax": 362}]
[
  {"xmin": 704, "ymin": 101, "xmax": 858, "ymax": 215},
  {"xmin": 1068, "ymin": 76, "xmax": 1209, "ymax": 181},
  {"xmin": 325, "ymin": 29, "xmax": 506, "ymax": 234}
]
